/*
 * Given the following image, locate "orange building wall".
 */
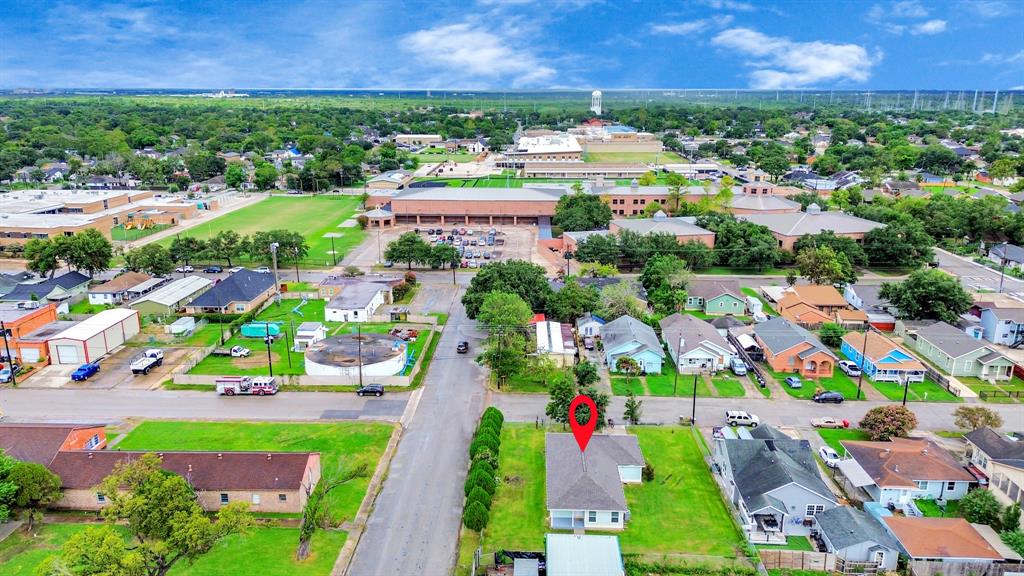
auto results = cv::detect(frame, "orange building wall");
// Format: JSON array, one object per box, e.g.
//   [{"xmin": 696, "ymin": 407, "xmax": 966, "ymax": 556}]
[{"xmin": 761, "ymin": 343, "xmax": 835, "ymax": 378}]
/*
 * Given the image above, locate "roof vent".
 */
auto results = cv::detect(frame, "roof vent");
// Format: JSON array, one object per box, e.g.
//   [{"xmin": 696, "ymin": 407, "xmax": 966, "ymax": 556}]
[
  {"xmin": 922, "ymin": 449, "xmax": 928, "ymax": 455},
  {"xmin": 894, "ymin": 464, "xmax": 899, "ymax": 473},
  {"xmin": 806, "ymin": 203, "xmax": 822, "ymax": 215},
  {"xmin": 187, "ymin": 464, "xmax": 192, "ymax": 472}
]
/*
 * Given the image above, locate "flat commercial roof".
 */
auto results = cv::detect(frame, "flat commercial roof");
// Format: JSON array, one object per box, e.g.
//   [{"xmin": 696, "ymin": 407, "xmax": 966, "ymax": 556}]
[
  {"xmin": 394, "ymin": 186, "xmax": 567, "ymax": 202},
  {"xmin": 50, "ymin": 308, "xmax": 137, "ymax": 341},
  {"xmin": 132, "ymin": 275, "xmax": 211, "ymax": 307}
]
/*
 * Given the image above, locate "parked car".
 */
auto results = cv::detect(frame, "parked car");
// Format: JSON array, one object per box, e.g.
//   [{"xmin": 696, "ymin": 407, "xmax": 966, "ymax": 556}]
[
  {"xmin": 725, "ymin": 410, "xmax": 760, "ymax": 427},
  {"xmin": 71, "ymin": 362, "xmax": 101, "ymax": 382},
  {"xmin": 203, "ymin": 265, "xmax": 223, "ymax": 273},
  {"xmin": 458, "ymin": 228, "xmax": 467, "ymax": 235},
  {"xmin": 383, "ymin": 261, "xmax": 394, "ymax": 268},
  {"xmin": 254, "ymin": 266, "xmax": 272, "ymax": 274},
  {"xmin": 583, "ymin": 337, "xmax": 595, "ymax": 350},
  {"xmin": 213, "ymin": 345, "xmax": 251, "ymax": 357},
  {"xmin": 838, "ymin": 360, "xmax": 861, "ymax": 377},
  {"xmin": 811, "ymin": 417, "xmax": 849, "ymax": 429},
  {"xmin": 784, "ymin": 376, "xmax": 803, "ymax": 389},
  {"xmin": 819, "ymin": 446, "xmax": 842, "ymax": 468},
  {"xmin": 356, "ymin": 383, "xmax": 385, "ymax": 397},
  {"xmin": 175, "ymin": 265, "xmax": 194, "ymax": 273},
  {"xmin": 730, "ymin": 357, "xmax": 748, "ymax": 376},
  {"xmin": 0, "ymin": 366, "xmax": 15, "ymax": 383},
  {"xmin": 130, "ymin": 349, "xmax": 164, "ymax": 375},
  {"xmin": 813, "ymin": 390, "xmax": 845, "ymax": 403},
  {"xmin": 228, "ymin": 266, "xmax": 244, "ymax": 273},
  {"xmin": 456, "ymin": 341, "xmax": 469, "ymax": 354}
]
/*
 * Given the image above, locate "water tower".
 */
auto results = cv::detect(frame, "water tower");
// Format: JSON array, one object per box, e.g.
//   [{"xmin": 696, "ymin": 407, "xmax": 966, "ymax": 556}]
[{"xmin": 590, "ymin": 90, "xmax": 602, "ymax": 115}]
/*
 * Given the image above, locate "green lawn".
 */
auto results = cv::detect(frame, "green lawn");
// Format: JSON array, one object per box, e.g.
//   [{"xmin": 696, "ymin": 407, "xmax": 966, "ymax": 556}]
[
  {"xmin": 817, "ymin": 428, "xmax": 870, "ymax": 456},
  {"xmin": 181, "ymin": 323, "xmax": 229, "ymax": 347},
  {"xmin": 503, "ymin": 371, "xmax": 558, "ymax": 393},
  {"xmin": 111, "ymin": 223, "xmax": 170, "ymax": 242},
  {"xmin": 766, "ymin": 366, "xmax": 864, "ymax": 401},
  {"xmin": 583, "ymin": 151, "xmax": 686, "ymax": 163},
  {"xmin": 68, "ymin": 300, "xmax": 113, "ymax": 315},
  {"xmin": 869, "ymin": 378, "xmax": 961, "ymax": 402},
  {"xmin": 756, "ymin": 536, "xmax": 814, "ymax": 552},
  {"xmin": 414, "ymin": 151, "xmax": 477, "ymax": 162},
  {"xmin": 915, "ymin": 498, "xmax": 961, "ymax": 518},
  {"xmin": 741, "ymin": 287, "xmax": 776, "ymax": 315},
  {"xmin": 156, "ymin": 196, "xmax": 365, "ymax": 267},
  {"xmin": 116, "ymin": 421, "xmax": 394, "ymax": 523},
  {"xmin": 485, "ymin": 425, "xmax": 743, "ymax": 557},
  {"xmin": 712, "ymin": 375, "xmax": 747, "ymax": 397},
  {"xmin": 957, "ymin": 376, "xmax": 1024, "ymax": 404},
  {"xmin": 702, "ymin": 267, "xmax": 788, "ymax": 276},
  {"xmin": 611, "ymin": 376, "xmax": 646, "ymax": 396},
  {"xmin": 767, "ymin": 571, "xmax": 828, "ymax": 576},
  {"xmin": 0, "ymin": 523, "xmax": 344, "ymax": 576}
]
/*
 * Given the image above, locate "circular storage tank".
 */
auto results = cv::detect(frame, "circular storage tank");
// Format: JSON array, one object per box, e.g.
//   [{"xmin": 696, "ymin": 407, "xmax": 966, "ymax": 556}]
[{"xmin": 304, "ymin": 333, "xmax": 407, "ymax": 377}]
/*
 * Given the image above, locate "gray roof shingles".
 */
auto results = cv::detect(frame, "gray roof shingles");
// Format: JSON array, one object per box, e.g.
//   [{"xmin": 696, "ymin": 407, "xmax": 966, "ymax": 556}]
[
  {"xmin": 545, "ymin": 433, "xmax": 644, "ymax": 511},
  {"xmin": 754, "ymin": 317, "xmax": 837, "ymax": 359},
  {"xmin": 723, "ymin": 429, "xmax": 836, "ymax": 512},
  {"xmin": 188, "ymin": 269, "xmax": 274, "ymax": 308},
  {"xmin": 600, "ymin": 315, "xmax": 664, "ymax": 359},
  {"xmin": 816, "ymin": 506, "xmax": 899, "ymax": 552}
]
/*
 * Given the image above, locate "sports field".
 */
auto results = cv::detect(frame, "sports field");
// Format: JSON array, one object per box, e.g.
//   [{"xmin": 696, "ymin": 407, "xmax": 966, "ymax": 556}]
[
  {"xmin": 583, "ymin": 151, "xmax": 686, "ymax": 163},
  {"xmin": 158, "ymin": 196, "xmax": 365, "ymax": 266}
]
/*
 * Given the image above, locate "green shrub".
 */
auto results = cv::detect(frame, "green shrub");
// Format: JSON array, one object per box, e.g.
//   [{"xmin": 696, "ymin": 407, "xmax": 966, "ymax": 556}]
[
  {"xmin": 476, "ymin": 420, "xmax": 501, "ymax": 439},
  {"xmin": 470, "ymin": 437, "xmax": 499, "ymax": 459},
  {"xmin": 467, "ymin": 486, "xmax": 492, "ymax": 510},
  {"xmin": 472, "ymin": 448, "xmax": 499, "ymax": 470},
  {"xmin": 469, "ymin": 460, "xmax": 495, "ymax": 479},
  {"xmin": 482, "ymin": 407, "xmax": 505, "ymax": 426},
  {"xmin": 462, "ymin": 501, "xmax": 489, "ymax": 531},
  {"xmin": 642, "ymin": 463, "xmax": 655, "ymax": 482},
  {"xmin": 464, "ymin": 468, "xmax": 496, "ymax": 497}
]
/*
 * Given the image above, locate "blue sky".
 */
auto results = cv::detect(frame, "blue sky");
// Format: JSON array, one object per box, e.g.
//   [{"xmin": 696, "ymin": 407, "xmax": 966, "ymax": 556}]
[{"xmin": 1, "ymin": 0, "xmax": 1021, "ymax": 90}]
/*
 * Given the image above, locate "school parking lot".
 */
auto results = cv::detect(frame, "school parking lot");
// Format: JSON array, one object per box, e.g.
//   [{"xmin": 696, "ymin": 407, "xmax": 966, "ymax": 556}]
[{"xmin": 341, "ymin": 224, "xmax": 541, "ymax": 269}]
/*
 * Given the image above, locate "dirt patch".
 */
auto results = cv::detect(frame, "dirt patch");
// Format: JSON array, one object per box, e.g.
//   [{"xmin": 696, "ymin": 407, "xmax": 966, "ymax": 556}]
[{"xmin": 231, "ymin": 352, "xmax": 282, "ymax": 368}]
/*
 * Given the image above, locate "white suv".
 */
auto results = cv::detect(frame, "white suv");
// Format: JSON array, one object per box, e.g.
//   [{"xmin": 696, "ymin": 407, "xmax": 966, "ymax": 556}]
[
  {"xmin": 838, "ymin": 360, "xmax": 862, "ymax": 376},
  {"xmin": 726, "ymin": 410, "xmax": 760, "ymax": 427}
]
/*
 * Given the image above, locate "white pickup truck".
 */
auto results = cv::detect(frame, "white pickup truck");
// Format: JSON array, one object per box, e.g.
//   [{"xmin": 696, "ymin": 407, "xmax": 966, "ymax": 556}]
[
  {"xmin": 130, "ymin": 349, "xmax": 164, "ymax": 375},
  {"xmin": 212, "ymin": 345, "xmax": 251, "ymax": 357}
]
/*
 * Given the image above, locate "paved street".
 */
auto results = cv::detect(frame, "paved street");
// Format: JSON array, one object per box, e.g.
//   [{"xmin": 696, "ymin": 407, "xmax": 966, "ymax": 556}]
[
  {"xmin": 348, "ymin": 291, "xmax": 488, "ymax": 576},
  {"xmin": 935, "ymin": 247, "xmax": 1024, "ymax": 295}
]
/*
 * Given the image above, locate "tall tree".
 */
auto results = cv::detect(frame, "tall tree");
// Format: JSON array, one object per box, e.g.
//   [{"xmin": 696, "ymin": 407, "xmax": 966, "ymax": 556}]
[
  {"xmin": 879, "ymin": 269, "xmax": 972, "ymax": 324},
  {"xmin": 462, "ymin": 260, "xmax": 552, "ymax": 318},
  {"xmin": 70, "ymin": 229, "xmax": 113, "ymax": 277},
  {"xmin": 24, "ymin": 238, "xmax": 60, "ymax": 278},
  {"xmin": 384, "ymin": 232, "xmax": 431, "ymax": 270},
  {"xmin": 552, "ymin": 194, "xmax": 613, "ymax": 232},
  {"xmin": 168, "ymin": 236, "xmax": 205, "ymax": 267},
  {"xmin": 623, "ymin": 391, "xmax": 643, "ymax": 425},
  {"xmin": 9, "ymin": 461, "xmax": 61, "ymax": 530},
  {"xmin": 547, "ymin": 279, "xmax": 600, "ymax": 324},
  {"xmin": 224, "ymin": 164, "xmax": 245, "ymax": 189},
  {"xmin": 123, "ymin": 244, "xmax": 175, "ymax": 276},
  {"xmin": 209, "ymin": 230, "xmax": 245, "ymax": 266},
  {"xmin": 796, "ymin": 245, "xmax": 856, "ymax": 286}
]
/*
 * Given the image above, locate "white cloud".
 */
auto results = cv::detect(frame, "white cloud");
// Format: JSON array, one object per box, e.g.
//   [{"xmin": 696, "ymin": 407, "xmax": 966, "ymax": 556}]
[
  {"xmin": 45, "ymin": 2, "xmax": 179, "ymax": 43},
  {"xmin": 402, "ymin": 22, "xmax": 556, "ymax": 88},
  {"xmin": 889, "ymin": 0, "xmax": 929, "ymax": 18},
  {"xmin": 711, "ymin": 28, "xmax": 879, "ymax": 89},
  {"xmin": 911, "ymin": 19, "xmax": 947, "ymax": 34},
  {"xmin": 650, "ymin": 15, "xmax": 733, "ymax": 35},
  {"xmin": 699, "ymin": 0, "xmax": 756, "ymax": 12},
  {"xmin": 960, "ymin": 0, "xmax": 1014, "ymax": 18},
  {"xmin": 981, "ymin": 50, "xmax": 1024, "ymax": 64}
]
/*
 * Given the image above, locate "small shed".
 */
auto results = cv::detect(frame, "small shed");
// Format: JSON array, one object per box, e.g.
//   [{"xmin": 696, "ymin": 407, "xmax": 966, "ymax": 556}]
[
  {"xmin": 545, "ymin": 534, "xmax": 624, "ymax": 576},
  {"xmin": 166, "ymin": 317, "xmax": 196, "ymax": 336},
  {"xmin": 47, "ymin": 308, "xmax": 141, "ymax": 365},
  {"xmin": 294, "ymin": 322, "xmax": 327, "ymax": 352}
]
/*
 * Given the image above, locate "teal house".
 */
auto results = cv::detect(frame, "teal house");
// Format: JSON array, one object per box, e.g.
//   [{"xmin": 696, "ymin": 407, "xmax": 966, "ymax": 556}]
[
  {"xmin": 601, "ymin": 315, "xmax": 665, "ymax": 374},
  {"xmin": 685, "ymin": 279, "xmax": 746, "ymax": 316}
]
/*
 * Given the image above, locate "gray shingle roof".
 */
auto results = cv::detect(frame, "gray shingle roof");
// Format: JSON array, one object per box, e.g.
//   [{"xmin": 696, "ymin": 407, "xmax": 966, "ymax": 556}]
[
  {"xmin": 0, "ymin": 271, "xmax": 90, "ymax": 302},
  {"xmin": 600, "ymin": 315, "xmax": 664, "ymax": 359},
  {"xmin": 816, "ymin": 506, "xmax": 898, "ymax": 552},
  {"xmin": 545, "ymin": 433, "xmax": 644, "ymax": 511},
  {"xmin": 965, "ymin": 427, "xmax": 1024, "ymax": 463},
  {"xmin": 659, "ymin": 313, "xmax": 730, "ymax": 358},
  {"xmin": 687, "ymin": 279, "xmax": 743, "ymax": 301},
  {"xmin": 754, "ymin": 317, "xmax": 837, "ymax": 359},
  {"xmin": 916, "ymin": 321, "xmax": 994, "ymax": 358},
  {"xmin": 722, "ymin": 429, "xmax": 836, "ymax": 511},
  {"xmin": 611, "ymin": 215, "xmax": 711, "ymax": 237},
  {"xmin": 188, "ymin": 269, "xmax": 275, "ymax": 308},
  {"xmin": 990, "ymin": 244, "xmax": 1024, "ymax": 264},
  {"xmin": 737, "ymin": 210, "xmax": 883, "ymax": 237}
]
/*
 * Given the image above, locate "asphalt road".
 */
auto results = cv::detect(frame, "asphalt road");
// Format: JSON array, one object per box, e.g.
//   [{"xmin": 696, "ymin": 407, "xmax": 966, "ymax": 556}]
[
  {"xmin": 934, "ymin": 247, "xmax": 1024, "ymax": 295},
  {"xmin": 348, "ymin": 290, "xmax": 488, "ymax": 576}
]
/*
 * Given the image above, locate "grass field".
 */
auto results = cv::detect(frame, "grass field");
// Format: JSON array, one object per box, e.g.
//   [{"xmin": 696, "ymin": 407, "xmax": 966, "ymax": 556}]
[
  {"xmin": 869, "ymin": 378, "xmax": 961, "ymax": 402},
  {"xmin": 484, "ymin": 425, "xmax": 743, "ymax": 557},
  {"xmin": 957, "ymin": 375, "xmax": 1024, "ymax": 404},
  {"xmin": 157, "ymin": 196, "xmax": 365, "ymax": 267},
  {"xmin": 817, "ymin": 428, "xmax": 870, "ymax": 455},
  {"xmin": 111, "ymin": 223, "xmax": 170, "ymax": 242},
  {"xmin": 611, "ymin": 363, "xmax": 715, "ymax": 397},
  {"xmin": 712, "ymin": 375, "xmax": 747, "ymax": 397},
  {"xmin": 766, "ymin": 367, "xmax": 864, "ymax": 401},
  {"xmin": 915, "ymin": 498, "xmax": 961, "ymax": 518},
  {"xmin": 583, "ymin": 151, "xmax": 686, "ymax": 163},
  {"xmin": 756, "ymin": 536, "xmax": 814, "ymax": 552}
]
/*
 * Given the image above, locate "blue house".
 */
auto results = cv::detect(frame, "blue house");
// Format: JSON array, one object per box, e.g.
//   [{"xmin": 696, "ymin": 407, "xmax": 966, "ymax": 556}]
[
  {"xmin": 600, "ymin": 315, "xmax": 664, "ymax": 374},
  {"xmin": 977, "ymin": 305, "xmax": 1024, "ymax": 346},
  {"xmin": 841, "ymin": 331, "xmax": 926, "ymax": 383}
]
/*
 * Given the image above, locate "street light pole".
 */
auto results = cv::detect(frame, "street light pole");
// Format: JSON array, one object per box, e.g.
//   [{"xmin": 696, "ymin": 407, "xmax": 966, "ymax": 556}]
[
  {"xmin": 900, "ymin": 374, "xmax": 910, "ymax": 406},
  {"xmin": 672, "ymin": 337, "xmax": 683, "ymax": 396},
  {"xmin": 691, "ymin": 372, "xmax": 698, "ymax": 424},
  {"xmin": 999, "ymin": 243, "xmax": 1008, "ymax": 293},
  {"xmin": 1, "ymin": 321, "xmax": 16, "ymax": 387},
  {"xmin": 265, "ymin": 333, "xmax": 274, "ymax": 377},
  {"xmin": 856, "ymin": 325, "xmax": 870, "ymax": 400},
  {"xmin": 270, "ymin": 242, "xmax": 281, "ymax": 304}
]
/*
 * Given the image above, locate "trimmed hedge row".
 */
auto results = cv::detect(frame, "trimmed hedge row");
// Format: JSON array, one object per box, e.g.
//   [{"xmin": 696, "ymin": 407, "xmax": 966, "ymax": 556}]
[{"xmin": 462, "ymin": 407, "xmax": 504, "ymax": 531}]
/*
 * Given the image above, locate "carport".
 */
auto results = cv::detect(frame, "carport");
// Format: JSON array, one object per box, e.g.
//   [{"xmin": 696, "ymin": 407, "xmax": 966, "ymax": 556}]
[{"xmin": 47, "ymin": 308, "xmax": 141, "ymax": 365}]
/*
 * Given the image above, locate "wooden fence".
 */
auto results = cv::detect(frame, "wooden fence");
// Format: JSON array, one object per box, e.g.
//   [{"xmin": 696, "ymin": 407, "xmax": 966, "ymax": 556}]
[
  {"xmin": 759, "ymin": 550, "xmax": 834, "ymax": 572},
  {"xmin": 910, "ymin": 559, "xmax": 1024, "ymax": 576}
]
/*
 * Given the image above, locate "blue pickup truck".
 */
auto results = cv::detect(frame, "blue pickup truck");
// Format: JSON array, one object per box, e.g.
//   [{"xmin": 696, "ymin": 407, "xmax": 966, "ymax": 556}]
[{"xmin": 71, "ymin": 362, "xmax": 100, "ymax": 382}]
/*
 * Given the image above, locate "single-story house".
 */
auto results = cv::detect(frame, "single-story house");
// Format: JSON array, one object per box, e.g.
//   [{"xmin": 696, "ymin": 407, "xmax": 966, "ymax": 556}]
[
  {"xmin": 47, "ymin": 308, "xmax": 141, "ymax": 365},
  {"xmin": 882, "ymin": 516, "xmax": 1014, "ymax": 564},
  {"xmin": 545, "ymin": 433, "xmax": 644, "ymax": 531},
  {"xmin": 776, "ymin": 285, "xmax": 860, "ymax": 328},
  {"xmin": 904, "ymin": 321, "xmax": 1014, "ymax": 381},
  {"xmin": 840, "ymin": 331, "xmax": 926, "ymax": 383},
  {"xmin": 712, "ymin": 426, "xmax": 838, "ymax": 542},
  {"xmin": 685, "ymin": 279, "xmax": 746, "ymax": 316},
  {"xmin": 601, "ymin": 315, "xmax": 665, "ymax": 374},
  {"xmin": 324, "ymin": 282, "xmax": 388, "ymax": 323},
  {"xmin": 841, "ymin": 437, "xmax": 976, "ymax": 508},
  {"xmin": 87, "ymin": 272, "xmax": 164, "ymax": 305},
  {"xmin": 0, "ymin": 423, "xmax": 107, "ymax": 464},
  {"xmin": 130, "ymin": 275, "xmax": 213, "ymax": 316},
  {"xmin": 964, "ymin": 427, "xmax": 1024, "ymax": 515},
  {"xmin": 843, "ymin": 284, "xmax": 896, "ymax": 331},
  {"xmin": 754, "ymin": 317, "xmax": 837, "ymax": 378},
  {"xmin": 814, "ymin": 506, "xmax": 900, "ymax": 571},
  {"xmin": 535, "ymin": 321, "xmax": 577, "ymax": 367},
  {"xmin": 988, "ymin": 243, "xmax": 1024, "ymax": 270},
  {"xmin": 575, "ymin": 312, "xmax": 606, "ymax": 338},
  {"xmin": 317, "ymin": 274, "xmax": 402, "ymax": 300},
  {"xmin": 976, "ymin": 304, "xmax": 1024, "ymax": 346},
  {"xmin": 659, "ymin": 313, "xmax": 735, "ymax": 374},
  {"xmin": 0, "ymin": 271, "xmax": 91, "ymax": 311},
  {"xmin": 736, "ymin": 204, "xmax": 884, "ymax": 251},
  {"xmin": 0, "ymin": 303, "xmax": 59, "ymax": 364},
  {"xmin": 545, "ymin": 534, "xmax": 624, "ymax": 576},
  {"xmin": 293, "ymin": 322, "xmax": 327, "ymax": 352},
  {"xmin": 185, "ymin": 269, "xmax": 276, "ymax": 315}
]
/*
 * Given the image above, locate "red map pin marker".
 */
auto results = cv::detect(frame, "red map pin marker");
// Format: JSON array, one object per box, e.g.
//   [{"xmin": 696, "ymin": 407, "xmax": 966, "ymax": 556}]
[{"xmin": 569, "ymin": 394, "xmax": 598, "ymax": 453}]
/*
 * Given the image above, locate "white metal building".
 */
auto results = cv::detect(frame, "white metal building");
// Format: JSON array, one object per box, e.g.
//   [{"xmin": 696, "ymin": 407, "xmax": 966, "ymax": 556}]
[{"xmin": 46, "ymin": 308, "xmax": 141, "ymax": 365}]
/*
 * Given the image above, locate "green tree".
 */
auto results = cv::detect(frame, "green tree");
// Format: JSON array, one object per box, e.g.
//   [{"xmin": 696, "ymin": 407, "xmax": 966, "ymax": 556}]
[
  {"xmin": 599, "ymin": 282, "xmax": 643, "ymax": 320},
  {"xmin": 70, "ymin": 229, "xmax": 113, "ymax": 278},
  {"xmin": 576, "ymin": 385, "xmax": 610, "ymax": 431},
  {"xmin": 1004, "ymin": 531, "xmax": 1024, "ymax": 557},
  {"xmin": 552, "ymin": 194, "xmax": 613, "ymax": 232},
  {"xmin": 819, "ymin": 323, "xmax": 846, "ymax": 348},
  {"xmin": 677, "ymin": 240, "xmax": 716, "ymax": 270},
  {"xmin": 429, "ymin": 243, "xmax": 460, "ymax": 269},
  {"xmin": 953, "ymin": 405, "xmax": 1004, "ymax": 430},
  {"xmin": 548, "ymin": 278, "xmax": 600, "ymax": 323},
  {"xmin": 573, "ymin": 234, "xmax": 620, "ymax": 266},
  {"xmin": 796, "ymin": 245, "xmax": 856, "ymax": 286},
  {"xmin": 169, "ymin": 236, "xmax": 205, "ymax": 267},
  {"xmin": 879, "ymin": 269, "xmax": 972, "ymax": 324},
  {"xmin": 0, "ymin": 452, "xmax": 16, "ymax": 521},
  {"xmin": 623, "ymin": 391, "xmax": 643, "ymax": 425},
  {"xmin": 384, "ymin": 232, "xmax": 432, "ymax": 270},
  {"xmin": 990, "ymin": 158, "xmax": 1019, "ymax": 181},
  {"xmin": 53, "ymin": 453, "xmax": 254, "ymax": 576},
  {"xmin": 757, "ymin": 151, "xmax": 789, "ymax": 182},
  {"xmin": 863, "ymin": 222, "xmax": 934, "ymax": 269},
  {"xmin": 9, "ymin": 461, "xmax": 61, "ymax": 531},
  {"xmin": 793, "ymin": 231, "xmax": 868, "ymax": 267},
  {"xmin": 296, "ymin": 462, "xmax": 368, "ymax": 561},
  {"xmin": 123, "ymin": 244, "xmax": 175, "ymax": 276},
  {"xmin": 1003, "ymin": 503, "xmax": 1021, "ymax": 533},
  {"xmin": 477, "ymin": 291, "xmax": 533, "ymax": 328},
  {"xmin": 480, "ymin": 331, "xmax": 529, "ymax": 389},
  {"xmin": 24, "ymin": 238, "xmax": 60, "ymax": 278},
  {"xmin": 639, "ymin": 254, "xmax": 690, "ymax": 293},
  {"xmin": 573, "ymin": 360, "xmax": 600, "ymax": 387},
  {"xmin": 960, "ymin": 488, "xmax": 1003, "ymax": 529},
  {"xmin": 642, "ymin": 201, "xmax": 665, "ymax": 218},
  {"xmin": 208, "ymin": 230, "xmax": 245, "ymax": 266},
  {"xmin": 462, "ymin": 501, "xmax": 489, "ymax": 531},
  {"xmin": 38, "ymin": 525, "xmax": 146, "ymax": 576},
  {"xmin": 253, "ymin": 163, "xmax": 278, "ymax": 190},
  {"xmin": 462, "ymin": 260, "xmax": 552, "ymax": 318},
  {"xmin": 859, "ymin": 405, "xmax": 918, "ymax": 441},
  {"xmin": 638, "ymin": 171, "xmax": 658, "ymax": 186},
  {"xmin": 545, "ymin": 377, "xmax": 577, "ymax": 427},
  {"xmin": 224, "ymin": 164, "xmax": 245, "ymax": 189},
  {"xmin": 578, "ymin": 262, "xmax": 619, "ymax": 278}
]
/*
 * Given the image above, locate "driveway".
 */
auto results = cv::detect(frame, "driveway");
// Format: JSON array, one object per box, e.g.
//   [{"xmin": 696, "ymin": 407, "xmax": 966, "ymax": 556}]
[{"xmin": 348, "ymin": 291, "xmax": 487, "ymax": 576}]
